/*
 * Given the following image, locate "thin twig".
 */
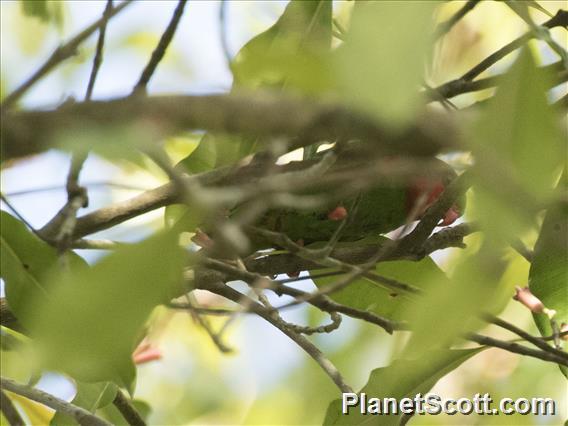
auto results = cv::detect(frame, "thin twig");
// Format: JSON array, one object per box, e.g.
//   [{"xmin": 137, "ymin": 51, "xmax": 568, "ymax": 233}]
[
  {"xmin": 133, "ymin": 0, "xmax": 188, "ymax": 94},
  {"xmin": 1, "ymin": 0, "xmax": 133, "ymax": 109},
  {"xmin": 0, "ymin": 390, "xmax": 25, "ymax": 426},
  {"xmin": 85, "ymin": 0, "xmax": 113, "ymax": 100},
  {"xmin": 434, "ymin": 0, "xmax": 481, "ymax": 40},
  {"xmin": 510, "ymin": 238, "xmax": 534, "ymax": 262},
  {"xmin": 183, "ymin": 293, "xmax": 233, "ymax": 353},
  {"xmin": 486, "ymin": 315, "xmax": 568, "ymax": 361},
  {"xmin": 204, "ymin": 281, "xmax": 354, "ymax": 394},
  {"xmin": 460, "ymin": 10, "xmax": 567, "ymax": 82},
  {"xmin": 71, "ymin": 239, "xmax": 131, "ymax": 250},
  {"xmin": 0, "ymin": 377, "xmax": 111, "ymax": 426},
  {"xmin": 51, "ymin": 0, "xmax": 113, "ymax": 255},
  {"xmin": 5, "ymin": 181, "xmax": 149, "ymax": 197},
  {"xmin": 467, "ymin": 333, "xmax": 568, "ymax": 367},
  {"xmin": 219, "ymin": 0, "xmax": 232, "ymax": 66},
  {"xmin": 112, "ymin": 390, "xmax": 146, "ymax": 426}
]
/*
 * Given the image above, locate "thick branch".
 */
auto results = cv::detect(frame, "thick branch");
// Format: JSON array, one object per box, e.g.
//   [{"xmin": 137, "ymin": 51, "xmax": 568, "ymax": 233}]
[{"xmin": 1, "ymin": 92, "xmax": 456, "ymax": 161}]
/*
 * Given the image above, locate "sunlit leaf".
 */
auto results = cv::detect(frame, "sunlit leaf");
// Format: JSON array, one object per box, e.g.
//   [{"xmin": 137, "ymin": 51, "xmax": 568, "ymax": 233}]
[
  {"xmin": 323, "ymin": 348, "xmax": 483, "ymax": 425},
  {"xmin": 30, "ymin": 231, "xmax": 186, "ymax": 392},
  {"xmin": 314, "ymin": 255, "xmax": 450, "ymax": 322},
  {"xmin": 529, "ymin": 171, "xmax": 567, "ymax": 339},
  {"xmin": 0, "ymin": 211, "xmax": 87, "ymax": 328},
  {"xmin": 335, "ymin": 1, "xmax": 437, "ymax": 127},
  {"xmin": 404, "ymin": 246, "xmax": 506, "ymax": 353},
  {"xmin": 470, "ymin": 48, "xmax": 564, "ymax": 241},
  {"xmin": 232, "ymin": 0, "xmax": 332, "ymax": 92}
]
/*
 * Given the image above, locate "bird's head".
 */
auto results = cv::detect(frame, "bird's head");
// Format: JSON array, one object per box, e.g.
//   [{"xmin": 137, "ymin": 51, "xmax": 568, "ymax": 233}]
[{"xmin": 406, "ymin": 161, "xmax": 465, "ymax": 227}]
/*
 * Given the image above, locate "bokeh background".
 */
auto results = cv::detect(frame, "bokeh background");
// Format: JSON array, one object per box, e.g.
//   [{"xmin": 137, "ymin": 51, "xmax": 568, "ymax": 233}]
[{"xmin": 1, "ymin": 1, "xmax": 566, "ymax": 424}]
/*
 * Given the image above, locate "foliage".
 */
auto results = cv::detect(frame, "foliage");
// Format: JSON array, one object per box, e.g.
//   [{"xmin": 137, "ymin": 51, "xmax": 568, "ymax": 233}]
[{"xmin": 0, "ymin": 1, "xmax": 567, "ymax": 425}]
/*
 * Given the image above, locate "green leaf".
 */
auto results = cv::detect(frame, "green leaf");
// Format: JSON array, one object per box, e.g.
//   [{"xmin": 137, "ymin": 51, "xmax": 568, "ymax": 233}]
[
  {"xmin": 404, "ymin": 247, "xmax": 506, "ymax": 354},
  {"xmin": 178, "ymin": 133, "xmax": 217, "ymax": 174},
  {"xmin": 231, "ymin": 0, "xmax": 332, "ymax": 91},
  {"xmin": 29, "ymin": 230, "xmax": 186, "ymax": 391},
  {"xmin": 51, "ymin": 381, "xmax": 117, "ymax": 426},
  {"xmin": 19, "ymin": 0, "xmax": 64, "ymax": 28},
  {"xmin": 335, "ymin": 1, "xmax": 436, "ymax": 127},
  {"xmin": 165, "ymin": 133, "xmax": 213, "ymax": 230},
  {"xmin": 529, "ymin": 171, "xmax": 567, "ymax": 338},
  {"xmin": 0, "ymin": 211, "xmax": 87, "ymax": 328},
  {"xmin": 20, "ymin": 0, "xmax": 49, "ymax": 21},
  {"xmin": 314, "ymin": 255, "xmax": 450, "ymax": 321},
  {"xmin": 323, "ymin": 348, "xmax": 484, "ymax": 425},
  {"xmin": 470, "ymin": 48, "xmax": 564, "ymax": 241}
]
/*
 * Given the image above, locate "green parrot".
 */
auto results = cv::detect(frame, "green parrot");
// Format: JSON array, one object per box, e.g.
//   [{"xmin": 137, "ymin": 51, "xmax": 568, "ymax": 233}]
[
  {"xmin": 253, "ymin": 159, "xmax": 461, "ymax": 246},
  {"xmin": 196, "ymin": 156, "xmax": 464, "ymax": 252}
]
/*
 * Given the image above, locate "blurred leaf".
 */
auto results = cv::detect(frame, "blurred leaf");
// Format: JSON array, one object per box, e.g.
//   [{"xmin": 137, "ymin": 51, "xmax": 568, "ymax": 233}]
[
  {"xmin": 335, "ymin": 1, "xmax": 436, "ymax": 127},
  {"xmin": 51, "ymin": 381, "xmax": 117, "ymax": 426},
  {"xmin": 323, "ymin": 348, "xmax": 483, "ymax": 425},
  {"xmin": 19, "ymin": 0, "xmax": 64, "ymax": 28},
  {"xmin": 232, "ymin": 0, "xmax": 332, "ymax": 91},
  {"xmin": 404, "ymin": 246, "xmax": 506, "ymax": 353},
  {"xmin": 167, "ymin": 133, "xmax": 218, "ymax": 231},
  {"xmin": 178, "ymin": 133, "xmax": 217, "ymax": 174},
  {"xmin": 57, "ymin": 123, "xmax": 157, "ymax": 170},
  {"xmin": 20, "ymin": 0, "xmax": 48, "ymax": 21},
  {"xmin": 0, "ymin": 211, "xmax": 87, "ymax": 328},
  {"xmin": 314, "ymin": 255, "xmax": 450, "ymax": 321},
  {"xmin": 470, "ymin": 48, "xmax": 564, "ymax": 241},
  {"xmin": 30, "ymin": 231, "xmax": 186, "ymax": 392},
  {"xmin": 529, "ymin": 171, "xmax": 567, "ymax": 338}
]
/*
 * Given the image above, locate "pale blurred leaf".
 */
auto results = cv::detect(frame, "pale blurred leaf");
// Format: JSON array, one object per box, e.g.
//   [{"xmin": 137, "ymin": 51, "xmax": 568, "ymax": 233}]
[
  {"xmin": 314, "ymin": 255, "xmax": 450, "ymax": 321},
  {"xmin": 323, "ymin": 348, "xmax": 483, "ymax": 425},
  {"xmin": 30, "ymin": 231, "xmax": 186, "ymax": 392},
  {"xmin": 0, "ymin": 211, "xmax": 87, "ymax": 327},
  {"xmin": 470, "ymin": 48, "xmax": 564, "ymax": 241},
  {"xmin": 529, "ymin": 171, "xmax": 567, "ymax": 338},
  {"xmin": 335, "ymin": 1, "xmax": 436, "ymax": 127}
]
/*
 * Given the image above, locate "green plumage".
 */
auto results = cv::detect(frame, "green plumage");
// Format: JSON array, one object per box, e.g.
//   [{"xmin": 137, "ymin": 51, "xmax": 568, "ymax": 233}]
[
  {"xmin": 256, "ymin": 185, "xmax": 407, "ymax": 245},
  {"xmin": 240, "ymin": 157, "xmax": 460, "ymax": 249}
]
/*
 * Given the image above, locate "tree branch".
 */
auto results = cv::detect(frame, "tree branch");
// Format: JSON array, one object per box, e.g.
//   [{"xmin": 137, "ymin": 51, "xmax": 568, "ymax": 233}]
[
  {"xmin": 0, "ymin": 378, "xmax": 111, "ymax": 426},
  {"xmin": 201, "ymin": 280, "xmax": 354, "ymax": 394},
  {"xmin": 433, "ymin": 0, "xmax": 480, "ymax": 39},
  {"xmin": 467, "ymin": 333, "xmax": 568, "ymax": 367},
  {"xmin": 1, "ymin": 0, "xmax": 133, "ymax": 109},
  {"xmin": 132, "ymin": 0, "xmax": 188, "ymax": 94},
  {"xmin": 112, "ymin": 390, "xmax": 146, "ymax": 426},
  {"xmin": 1, "ymin": 92, "xmax": 456, "ymax": 162},
  {"xmin": 459, "ymin": 9, "xmax": 566, "ymax": 82}
]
